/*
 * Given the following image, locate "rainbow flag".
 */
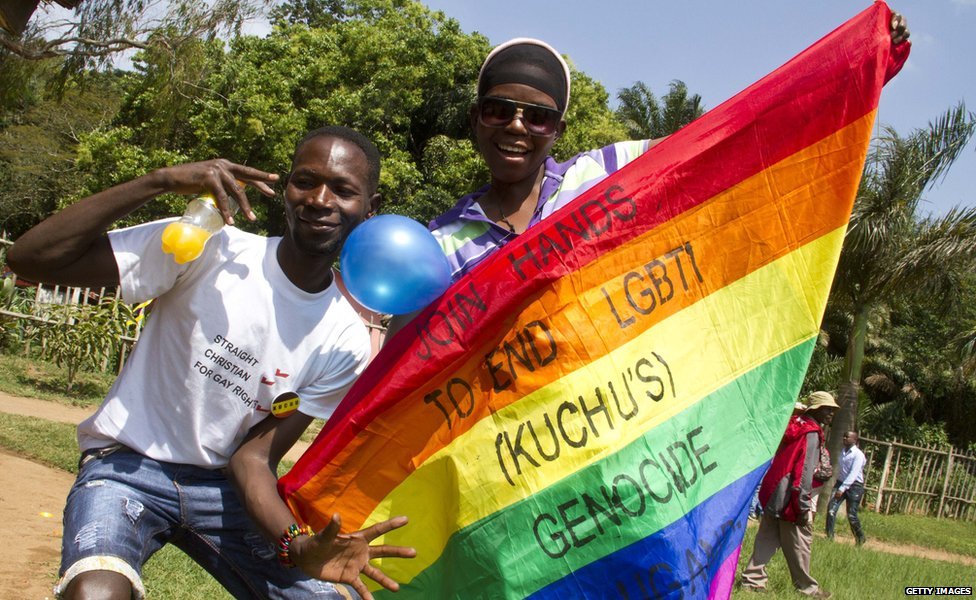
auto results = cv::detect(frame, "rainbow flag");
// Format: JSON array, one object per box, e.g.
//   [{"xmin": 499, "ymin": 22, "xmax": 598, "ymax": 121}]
[{"xmin": 280, "ymin": 4, "xmax": 909, "ymax": 598}]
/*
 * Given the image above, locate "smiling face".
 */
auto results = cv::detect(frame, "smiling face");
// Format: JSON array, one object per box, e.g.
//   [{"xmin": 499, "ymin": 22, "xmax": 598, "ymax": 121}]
[
  {"xmin": 471, "ymin": 82, "xmax": 566, "ymax": 186},
  {"xmin": 282, "ymin": 135, "xmax": 379, "ymax": 262}
]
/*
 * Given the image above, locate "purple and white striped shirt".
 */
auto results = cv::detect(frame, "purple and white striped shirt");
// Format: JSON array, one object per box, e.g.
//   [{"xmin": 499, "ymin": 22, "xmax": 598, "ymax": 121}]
[{"xmin": 429, "ymin": 140, "xmax": 651, "ymax": 283}]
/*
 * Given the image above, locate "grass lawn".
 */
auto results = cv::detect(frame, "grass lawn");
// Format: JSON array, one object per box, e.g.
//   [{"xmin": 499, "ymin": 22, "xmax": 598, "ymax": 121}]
[
  {"xmin": 0, "ymin": 352, "xmax": 112, "ymax": 407},
  {"xmin": 731, "ymin": 519, "xmax": 974, "ymax": 599}
]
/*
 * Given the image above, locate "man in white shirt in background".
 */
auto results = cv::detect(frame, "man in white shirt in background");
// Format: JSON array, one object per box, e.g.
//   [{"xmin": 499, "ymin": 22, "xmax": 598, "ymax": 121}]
[{"xmin": 825, "ymin": 430, "xmax": 867, "ymax": 546}]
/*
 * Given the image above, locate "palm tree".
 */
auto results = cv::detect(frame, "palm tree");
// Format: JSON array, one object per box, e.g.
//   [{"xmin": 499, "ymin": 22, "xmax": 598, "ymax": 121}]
[
  {"xmin": 957, "ymin": 328, "xmax": 976, "ymax": 377},
  {"xmin": 615, "ymin": 80, "xmax": 704, "ymax": 139},
  {"xmin": 824, "ymin": 102, "xmax": 976, "ymax": 503}
]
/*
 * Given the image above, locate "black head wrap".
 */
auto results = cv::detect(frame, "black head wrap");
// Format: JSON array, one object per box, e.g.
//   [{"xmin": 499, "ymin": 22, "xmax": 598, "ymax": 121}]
[{"xmin": 477, "ymin": 38, "xmax": 571, "ymax": 114}]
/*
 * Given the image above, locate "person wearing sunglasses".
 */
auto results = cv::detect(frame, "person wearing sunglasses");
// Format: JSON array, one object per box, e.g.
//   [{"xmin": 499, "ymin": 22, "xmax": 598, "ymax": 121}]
[
  {"xmin": 429, "ymin": 37, "xmax": 663, "ymax": 284},
  {"xmin": 387, "ymin": 37, "xmax": 663, "ymax": 337}
]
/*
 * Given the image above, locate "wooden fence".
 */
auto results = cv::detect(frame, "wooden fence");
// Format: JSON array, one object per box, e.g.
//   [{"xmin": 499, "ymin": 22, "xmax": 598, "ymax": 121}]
[
  {"xmin": 2, "ymin": 233, "xmax": 144, "ymax": 374},
  {"xmin": 860, "ymin": 435, "xmax": 976, "ymax": 521}
]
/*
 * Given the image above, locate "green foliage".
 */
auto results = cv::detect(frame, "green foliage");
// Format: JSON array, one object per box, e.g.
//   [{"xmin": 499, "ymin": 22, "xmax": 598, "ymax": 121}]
[
  {"xmin": 116, "ymin": 36, "xmax": 226, "ymax": 151},
  {"xmin": 0, "ymin": 50, "xmax": 56, "ymax": 116},
  {"xmin": 615, "ymin": 80, "xmax": 705, "ymax": 139},
  {"xmin": 2, "ymin": 0, "xmax": 262, "ymax": 80},
  {"xmin": 395, "ymin": 134, "xmax": 485, "ymax": 223},
  {"xmin": 0, "ymin": 70, "xmax": 124, "ymax": 238},
  {"xmin": 40, "ymin": 296, "xmax": 136, "ymax": 392},
  {"xmin": 270, "ymin": 0, "xmax": 348, "ymax": 27},
  {"xmin": 188, "ymin": 1, "xmax": 492, "ymax": 228},
  {"xmin": 72, "ymin": 126, "xmax": 191, "ymax": 227},
  {"xmin": 0, "ymin": 273, "xmax": 13, "ymax": 307},
  {"xmin": 553, "ymin": 69, "xmax": 630, "ymax": 161},
  {"xmin": 800, "ymin": 334, "xmax": 842, "ymax": 396},
  {"xmin": 822, "ymin": 103, "xmax": 976, "ymax": 459},
  {"xmin": 0, "ymin": 275, "xmax": 32, "ymax": 352},
  {"xmin": 812, "ymin": 272, "xmax": 976, "ymax": 448},
  {"xmin": 59, "ymin": 0, "xmax": 634, "ymax": 230}
]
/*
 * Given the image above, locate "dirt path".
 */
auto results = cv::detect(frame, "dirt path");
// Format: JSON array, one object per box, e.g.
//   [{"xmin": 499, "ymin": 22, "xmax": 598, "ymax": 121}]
[
  {"xmin": 0, "ymin": 392, "xmax": 91, "ymax": 599},
  {"xmin": 0, "ymin": 450, "xmax": 73, "ymax": 599},
  {"xmin": 1, "ymin": 392, "xmax": 973, "ymax": 599},
  {"xmin": 0, "ymin": 390, "xmax": 310, "ymax": 599}
]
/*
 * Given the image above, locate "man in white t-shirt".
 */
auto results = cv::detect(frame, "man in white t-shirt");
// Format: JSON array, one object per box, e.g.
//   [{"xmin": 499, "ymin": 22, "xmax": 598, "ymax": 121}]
[{"xmin": 8, "ymin": 126, "xmax": 415, "ymax": 599}]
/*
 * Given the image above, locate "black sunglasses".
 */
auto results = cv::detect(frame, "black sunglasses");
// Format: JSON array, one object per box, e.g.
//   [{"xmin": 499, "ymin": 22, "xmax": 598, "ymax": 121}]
[{"xmin": 477, "ymin": 96, "xmax": 562, "ymax": 136}]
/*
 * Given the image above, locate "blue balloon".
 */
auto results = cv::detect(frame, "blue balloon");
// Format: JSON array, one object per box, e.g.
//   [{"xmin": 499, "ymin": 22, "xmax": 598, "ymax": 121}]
[{"xmin": 340, "ymin": 214, "xmax": 451, "ymax": 315}]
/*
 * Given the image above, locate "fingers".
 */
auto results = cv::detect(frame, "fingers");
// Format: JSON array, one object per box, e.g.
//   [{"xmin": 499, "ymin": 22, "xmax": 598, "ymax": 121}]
[
  {"xmin": 218, "ymin": 162, "xmax": 279, "ymax": 224},
  {"xmin": 214, "ymin": 168, "xmax": 247, "ymax": 225},
  {"xmin": 368, "ymin": 544, "xmax": 417, "ymax": 560},
  {"xmin": 204, "ymin": 160, "xmax": 280, "ymax": 224},
  {"xmin": 360, "ymin": 515, "xmax": 409, "ymax": 541},
  {"xmin": 232, "ymin": 164, "xmax": 280, "ymax": 195},
  {"xmin": 890, "ymin": 13, "xmax": 910, "ymax": 45},
  {"xmin": 317, "ymin": 513, "xmax": 342, "ymax": 543},
  {"xmin": 350, "ymin": 577, "xmax": 374, "ymax": 600},
  {"xmin": 363, "ymin": 563, "xmax": 400, "ymax": 592}
]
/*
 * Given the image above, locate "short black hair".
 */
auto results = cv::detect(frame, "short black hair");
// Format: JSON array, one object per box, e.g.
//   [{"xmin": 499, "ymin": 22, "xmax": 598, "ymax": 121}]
[{"xmin": 293, "ymin": 126, "xmax": 381, "ymax": 193}]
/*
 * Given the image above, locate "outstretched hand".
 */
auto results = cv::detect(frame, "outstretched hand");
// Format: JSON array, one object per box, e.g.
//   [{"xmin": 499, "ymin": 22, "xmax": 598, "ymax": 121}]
[{"xmin": 291, "ymin": 514, "xmax": 416, "ymax": 600}]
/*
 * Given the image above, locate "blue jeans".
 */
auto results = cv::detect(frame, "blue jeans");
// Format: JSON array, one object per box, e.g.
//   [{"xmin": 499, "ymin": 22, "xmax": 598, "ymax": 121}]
[
  {"xmin": 57, "ymin": 447, "xmax": 354, "ymax": 599},
  {"xmin": 825, "ymin": 482, "xmax": 865, "ymax": 543}
]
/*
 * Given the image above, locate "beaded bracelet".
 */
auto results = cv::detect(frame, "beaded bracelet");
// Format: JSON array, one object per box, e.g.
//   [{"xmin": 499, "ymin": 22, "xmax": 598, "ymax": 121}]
[{"xmin": 277, "ymin": 523, "xmax": 315, "ymax": 568}]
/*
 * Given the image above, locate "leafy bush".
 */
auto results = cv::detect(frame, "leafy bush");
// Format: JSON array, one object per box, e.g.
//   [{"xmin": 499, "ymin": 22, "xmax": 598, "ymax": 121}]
[{"xmin": 41, "ymin": 295, "xmax": 135, "ymax": 391}]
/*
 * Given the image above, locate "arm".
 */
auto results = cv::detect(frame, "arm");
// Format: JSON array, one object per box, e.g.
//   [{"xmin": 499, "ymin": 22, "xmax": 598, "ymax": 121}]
[
  {"xmin": 227, "ymin": 414, "xmax": 415, "ymax": 600},
  {"xmin": 7, "ymin": 160, "xmax": 277, "ymax": 288},
  {"xmin": 797, "ymin": 431, "xmax": 819, "ymax": 516}
]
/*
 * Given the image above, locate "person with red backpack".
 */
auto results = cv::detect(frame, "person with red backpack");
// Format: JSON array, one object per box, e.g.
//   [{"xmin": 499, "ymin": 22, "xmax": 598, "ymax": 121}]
[{"xmin": 739, "ymin": 391, "xmax": 840, "ymax": 598}]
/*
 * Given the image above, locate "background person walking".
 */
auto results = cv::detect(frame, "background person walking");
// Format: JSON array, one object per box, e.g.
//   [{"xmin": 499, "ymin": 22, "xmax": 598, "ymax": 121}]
[{"xmin": 825, "ymin": 430, "xmax": 867, "ymax": 545}]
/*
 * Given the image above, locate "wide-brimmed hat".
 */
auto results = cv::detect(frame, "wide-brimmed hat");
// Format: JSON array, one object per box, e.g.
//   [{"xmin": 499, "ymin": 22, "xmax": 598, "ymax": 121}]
[{"xmin": 805, "ymin": 391, "xmax": 839, "ymax": 410}]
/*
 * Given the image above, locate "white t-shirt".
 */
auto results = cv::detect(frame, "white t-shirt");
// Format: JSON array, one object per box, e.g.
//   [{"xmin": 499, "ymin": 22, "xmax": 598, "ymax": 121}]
[{"xmin": 77, "ymin": 220, "xmax": 370, "ymax": 468}]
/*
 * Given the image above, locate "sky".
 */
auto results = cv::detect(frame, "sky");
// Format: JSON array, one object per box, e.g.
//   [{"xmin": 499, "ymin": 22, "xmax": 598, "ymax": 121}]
[{"xmin": 417, "ymin": 0, "xmax": 976, "ymax": 219}]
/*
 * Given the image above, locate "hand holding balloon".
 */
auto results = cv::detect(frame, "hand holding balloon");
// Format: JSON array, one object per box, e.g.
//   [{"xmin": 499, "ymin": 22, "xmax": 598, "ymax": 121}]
[{"xmin": 339, "ymin": 215, "xmax": 451, "ymax": 315}]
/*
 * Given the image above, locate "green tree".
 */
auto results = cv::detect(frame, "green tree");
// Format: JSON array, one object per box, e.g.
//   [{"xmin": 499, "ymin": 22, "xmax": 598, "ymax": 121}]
[
  {"xmin": 1, "ymin": 0, "xmax": 262, "ymax": 77},
  {"xmin": 615, "ymin": 79, "xmax": 704, "ymax": 139},
  {"xmin": 825, "ymin": 102, "xmax": 976, "ymax": 492},
  {"xmin": 958, "ymin": 328, "xmax": 976, "ymax": 377},
  {"xmin": 70, "ymin": 126, "xmax": 190, "ymax": 227},
  {"xmin": 869, "ymin": 287, "xmax": 976, "ymax": 447},
  {"xmin": 555, "ymin": 69, "xmax": 629, "ymax": 160},
  {"xmin": 0, "ymin": 70, "xmax": 123, "ymax": 238}
]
